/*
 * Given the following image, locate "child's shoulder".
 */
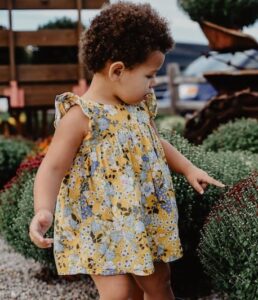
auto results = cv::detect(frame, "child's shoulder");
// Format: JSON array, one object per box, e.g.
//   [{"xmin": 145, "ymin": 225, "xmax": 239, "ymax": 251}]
[{"xmin": 54, "ymin": 92, "xmax": 90, "ymax": 137}]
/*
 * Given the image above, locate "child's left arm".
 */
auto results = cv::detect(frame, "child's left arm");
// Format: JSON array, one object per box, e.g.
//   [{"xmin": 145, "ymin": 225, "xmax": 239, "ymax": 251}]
[{"xmin": 150, "ymin": 119, "xmax": 225, "ymax": 195}]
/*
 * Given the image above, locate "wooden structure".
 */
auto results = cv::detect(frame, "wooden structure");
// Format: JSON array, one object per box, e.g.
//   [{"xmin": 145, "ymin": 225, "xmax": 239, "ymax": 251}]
[
  {"xmin": 166, "ymin": 63, "xmax": 206, "ymax": 114},
  {"xmin": 184, "ymin": 89, "xmax": 258, "ymax": 144},
  {"xmin": 204, "ymin": 70, "xmax": 258, "ymax": 93},
  {"xmin": 166, "ymin": 20, "xmax": 258, "ymax": 115},
  {"xmin": 0, "ymin": 0, "xmax": 109, "ymax": 108}
]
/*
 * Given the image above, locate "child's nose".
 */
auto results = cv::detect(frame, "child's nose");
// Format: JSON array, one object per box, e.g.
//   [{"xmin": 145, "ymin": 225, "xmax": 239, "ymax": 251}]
[{"xmin": 149, "ymin": 77, "xmax": 157, "ymax": 88}]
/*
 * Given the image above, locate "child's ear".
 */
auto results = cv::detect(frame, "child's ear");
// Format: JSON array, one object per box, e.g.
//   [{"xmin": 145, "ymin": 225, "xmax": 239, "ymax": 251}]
[{"xmin": 108, "ymin": 61, "xmax": 125, "ymax": 81}]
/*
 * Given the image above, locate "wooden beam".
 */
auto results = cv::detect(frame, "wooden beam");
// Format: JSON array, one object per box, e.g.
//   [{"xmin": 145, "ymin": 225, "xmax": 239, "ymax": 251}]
[
  {"xmin": 21, "ymin": 83, "xmax": 76, "ymax": 106},
  {"xmin": 0, "ymin": 30, "xmax": 8, "ymax": 46},
  {"xmin": 8, "ymin": 0, "xmax": 16, "ymax": 80},
  {"xmin": 0, "ymin": 0, "xmax": 109, "ymax": 9},
  {"xmin": 0, "ymin": 83, "xmax": 77, "ymax": 106},
  {"xmin": 0, "ymin": 64, "xmax": 79, "ymax": 82},
  {"xmin": 0, "ymin": 66, "xmax": 10, "ymax": 82},
  {"xmin": 77, "ymin": 0, "xmax": 85, "ymax": 79},
  {"xmin": 0, "ymin": 30, "xmax": 78, "ymax": 46}
]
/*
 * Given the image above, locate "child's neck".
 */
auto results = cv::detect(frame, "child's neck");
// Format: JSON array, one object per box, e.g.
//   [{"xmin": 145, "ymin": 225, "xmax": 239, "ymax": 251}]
[{"xmin": 82, "ymin": 74, "xmax": 123, "ymax": 105}]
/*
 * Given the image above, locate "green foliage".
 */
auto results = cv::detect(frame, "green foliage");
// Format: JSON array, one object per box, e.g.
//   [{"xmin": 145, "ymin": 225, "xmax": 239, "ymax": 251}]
[
  {"xmin": 38, "ymin": 16, "xmax": 81, "ymax": 30},
  {"xmin": 198, "ymin": 172, "xmax": 258, "ymax": 299},
  {"xmin": 155, "ymin": 115, "xmax": 185, "ymax": 136},
  {"xmin": 177, "ymin": 0, "xmax": 258, "ymax": 29},
  {"xmin": 159, "ymin": 130, "xmax": 257, "ymax": 296},
  {"xmin": 161, "ymin": 130, "xmax": 257, "ymax": 238},
  {"xmin": 202, "ymin": 118, "xmax": 258, "ymax": 154},
  {"xmin": 0, "ymin": 136, "xmax": 34, "ymax": 189},
  {"xmin": 1, "ymin": 128, "xmax": 257, "ymax": 288},
  {"xmin": 0, "ymin": 169, "xmax": 56, "ymax": 272}
]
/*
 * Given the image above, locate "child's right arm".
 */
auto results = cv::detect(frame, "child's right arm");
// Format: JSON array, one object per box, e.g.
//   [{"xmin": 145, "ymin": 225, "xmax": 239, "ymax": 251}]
[{"xmin": 29, "ymin": 105, "xmax": 90, "ymax": 248}]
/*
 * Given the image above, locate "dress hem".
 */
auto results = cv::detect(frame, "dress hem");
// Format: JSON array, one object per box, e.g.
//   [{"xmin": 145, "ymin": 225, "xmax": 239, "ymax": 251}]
[{"xmin": 56, "ymin": 254, "xmax": 184, "ymax": 277}]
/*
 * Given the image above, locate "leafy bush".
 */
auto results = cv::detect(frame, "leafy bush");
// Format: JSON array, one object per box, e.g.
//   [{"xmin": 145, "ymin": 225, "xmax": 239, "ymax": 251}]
[
  {"xmin": 163, "ymin": 130, "xmax": 257, "ymax": 246},
  {"xmin": 155, "ymin": 115, "xmax": 185, "ymax": 136},
  {"xmin": 0, "ymin": 154, "xmax": 56, "ymax": 273},
  {"xmin": 177, "ymin": 0, "xmax": 258, "ymax": 29},
  {"xmin": 202, "ymin": 118, "xmax": 258, "ymax": 154},
  {"xmin": 1, "ymin": 131, "xmax": 258, "ymax": 290},
  {"xmin": 198, "ymin": 172, "xmax": 258, "ymax": 299},
  {"xmin": 159, "ymin": 130, "xmax": 257, "ymax": 296},
  {"xmin": 38, "ymin": 16, "xmax": 81, "ymax": 30},
  {"xmin": 0, "ymin": 136, "xmax": 34, "ymax": 189}
]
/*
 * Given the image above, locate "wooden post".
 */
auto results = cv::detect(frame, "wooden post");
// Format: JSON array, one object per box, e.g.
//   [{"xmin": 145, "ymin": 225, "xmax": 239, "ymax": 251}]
[
  {"xmin": 4, "ymin": 0, "xmax": 25, "ymax": 108},
  {"xmin": 167, "ymin": 63, "xmax": 180, "ymax": 114},
  {"xmin": 77, "ymin": 0, "xmax": 84, "ymax": 80},
  {"xmin": 72, "ymin": 0, "xmax": 88, "ymax": 96},
  {"xmin": 8, "ymin": 0, "xmax": 15, "ymax": 81}
]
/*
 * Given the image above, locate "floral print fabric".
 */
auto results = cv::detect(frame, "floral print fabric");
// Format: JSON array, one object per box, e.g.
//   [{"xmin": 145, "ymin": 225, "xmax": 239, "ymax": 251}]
[{"xmin": 53, "ymin": 91, "xmax": 183, "ymax": 276}]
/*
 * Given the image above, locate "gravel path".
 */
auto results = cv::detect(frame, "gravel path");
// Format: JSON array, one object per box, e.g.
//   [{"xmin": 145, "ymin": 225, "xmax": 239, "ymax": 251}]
[
  {"xmin": 0, "ymin": 236, "xmax": 224, "ymax": 300},
  {"xmin": 0, "ymin": 236, "xmax": 99, "ymax": 300}
]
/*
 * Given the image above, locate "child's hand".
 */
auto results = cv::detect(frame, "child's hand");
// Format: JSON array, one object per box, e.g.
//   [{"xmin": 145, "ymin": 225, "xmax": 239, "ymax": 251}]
[
  {"xmin": 184, "ymin": 165, "xmax": 225, "ymax": 195},
  {"xmin": 29, "ymin": 209, "xmax": 54, "ymax": 248}
]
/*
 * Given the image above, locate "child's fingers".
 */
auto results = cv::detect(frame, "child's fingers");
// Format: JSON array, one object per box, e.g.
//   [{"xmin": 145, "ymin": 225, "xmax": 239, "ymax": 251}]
[
  {"xmin": 205, "ymin": 176, "xmax": 225, "ymax": 187},
  {"xmin": 197, "ymin": 174, "xmax": 225, "ymax": 189},
  {"xmin": 29, "ymin": 220, "xmax": 53, "ymax": 248},
  {"xmin": 192, "ymin": 180, "xmax": 205, "ymax": 195},
  {"xmin": 29, "ymin": 231, "xmax": 53, "ymax": 248},
  {"xmin": 45, "ymin": 238, "xmax": 54, "ymax": 244},
  {"xmin": 200, "ymin": 182, "xmax": 208, "ymax": 189}
]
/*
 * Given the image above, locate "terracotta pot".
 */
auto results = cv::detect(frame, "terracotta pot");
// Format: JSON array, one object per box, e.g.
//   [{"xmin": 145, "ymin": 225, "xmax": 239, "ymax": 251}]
[{"xmin": 199, "ymin": 21, "xmax": 258, "ymax": 52}]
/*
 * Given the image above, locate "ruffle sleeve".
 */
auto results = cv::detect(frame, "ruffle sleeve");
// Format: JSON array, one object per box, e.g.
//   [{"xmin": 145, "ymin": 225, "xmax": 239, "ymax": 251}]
[
  {"xmin": 143, "ymin": 89, "xmax": 158, "ymax": 120},
  {"xmin": 53, "ymin": 92, "xmax": 94, "ymax": 141}
]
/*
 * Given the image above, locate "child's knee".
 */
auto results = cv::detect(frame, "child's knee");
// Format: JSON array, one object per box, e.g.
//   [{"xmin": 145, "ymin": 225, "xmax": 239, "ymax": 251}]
[
  {"xmin": 91, "ymin": 274, "xmax": 133, "ymax": 300},
  {"xmin": 132, "ymin": 262, "xmax": 172, "ymax": 294}
]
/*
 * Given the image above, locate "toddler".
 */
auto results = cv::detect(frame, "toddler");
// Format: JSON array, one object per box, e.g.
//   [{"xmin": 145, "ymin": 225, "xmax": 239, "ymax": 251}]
[{"xmin": 29, "ymin": 2, "xmax": 225, "ymax": 300}]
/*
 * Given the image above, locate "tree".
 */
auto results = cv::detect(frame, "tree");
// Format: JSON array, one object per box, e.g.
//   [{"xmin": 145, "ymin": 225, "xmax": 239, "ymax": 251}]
[{"xmin": 31, "ymin": 17, "xmax": 86, "ymax": 64}]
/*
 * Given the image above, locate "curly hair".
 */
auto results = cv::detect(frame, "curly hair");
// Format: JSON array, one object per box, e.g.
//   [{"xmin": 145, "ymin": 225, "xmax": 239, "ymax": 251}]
[{"xmin": 79, "ymin": 1, "xmax": 174, "ymax": 73}]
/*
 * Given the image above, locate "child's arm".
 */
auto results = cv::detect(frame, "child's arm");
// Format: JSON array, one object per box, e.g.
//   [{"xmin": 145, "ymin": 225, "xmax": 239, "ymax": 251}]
[
  {"xmin": 150, "ymin": 119, "xmax": 225, "ymax": 194},
  {"xmin": 29, "ymin": 105, "xmax": 90, "ymax": 248}
]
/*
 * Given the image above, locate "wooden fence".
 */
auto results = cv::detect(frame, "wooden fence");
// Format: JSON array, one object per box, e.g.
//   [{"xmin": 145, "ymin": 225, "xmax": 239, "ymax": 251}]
[{"xmin": 0, "ymin": 0, "xmax": 108, "ymax": 108}]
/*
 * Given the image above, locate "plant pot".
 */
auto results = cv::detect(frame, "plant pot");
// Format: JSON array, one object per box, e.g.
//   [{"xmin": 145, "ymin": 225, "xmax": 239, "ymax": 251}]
[
  {"xmin": 203, "ymin": 70, "xmax": 258, "ymax": 93},
  {"xmin": 199, "ymin": 21, "xmax": 258, "ymax": 52}
]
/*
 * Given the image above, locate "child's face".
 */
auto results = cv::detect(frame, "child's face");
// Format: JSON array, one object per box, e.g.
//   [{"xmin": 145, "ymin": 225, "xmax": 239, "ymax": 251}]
[{"xmin": 113, "ymin": 50, "xmax": 165, "ymax": 105}]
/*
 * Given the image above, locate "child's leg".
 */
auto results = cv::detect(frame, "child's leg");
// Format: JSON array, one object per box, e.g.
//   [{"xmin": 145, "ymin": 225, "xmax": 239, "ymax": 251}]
[
  {"xmin": 128, "ymin": 274, "xmax": 144, "ymax": 300},
  {"xmin": 131, "ymin": 261, "xmax": 175, "ymax": 300},
  {"xmin": 91, "ymin": 273, "xmax": 139, "ymax": 300}
]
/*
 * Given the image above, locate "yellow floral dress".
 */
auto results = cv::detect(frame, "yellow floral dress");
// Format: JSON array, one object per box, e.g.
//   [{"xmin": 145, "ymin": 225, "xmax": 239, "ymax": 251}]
[{"xmin": 53, "ymin": 91, "xmax": 183, "ymax": 276}]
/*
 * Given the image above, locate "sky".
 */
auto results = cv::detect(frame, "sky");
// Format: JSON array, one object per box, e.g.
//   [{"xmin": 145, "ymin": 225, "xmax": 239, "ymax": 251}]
[{"xmin": 0, "ymin": 0, "xmax": 258, "ymax": 45}]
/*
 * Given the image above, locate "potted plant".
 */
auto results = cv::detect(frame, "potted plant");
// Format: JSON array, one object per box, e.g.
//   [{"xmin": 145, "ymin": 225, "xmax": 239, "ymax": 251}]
[{"xmin": 177, "ymin": 0, "xmax": 258, "ymax": 51}]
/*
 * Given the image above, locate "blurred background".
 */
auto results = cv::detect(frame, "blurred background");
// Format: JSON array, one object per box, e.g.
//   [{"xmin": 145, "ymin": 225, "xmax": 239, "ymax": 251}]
[{"xmin": 0, "ymin": 1, "xmax": 258, "ymax": 299}]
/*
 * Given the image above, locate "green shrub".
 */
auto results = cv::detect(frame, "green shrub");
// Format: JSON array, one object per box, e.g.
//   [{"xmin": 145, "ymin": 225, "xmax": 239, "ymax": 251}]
[
  {"xmin": 0, "ymin": 155, "xmax": 56, "ymax": 273},
  {"xmin": 1, "ymin": 130, "xmax": 258, "ymax": 290},
  {"xmin": 155, "ymin": 115, "xmax": 185, "ymax": 136},
  {"xmin": 0, "ymin": 135, "xmax": 34, "ymax": 189},
  {"xmin": 159, "ymin": 130, "xmax": 257, "ymax": 296},
  {"xmin": 202, "ymin": 118, "xmax": 258, "ymax": 154},
  {"xmin": 198, "ymin": 172, "xmax": 258, "ymax": 299},
  {"xmin": 162, "ymin": 130, "xmax": 257, "ymax": 244},
  {"xmin": 177, "ymin": 0, "xmax": 258, "ymax": 29}
]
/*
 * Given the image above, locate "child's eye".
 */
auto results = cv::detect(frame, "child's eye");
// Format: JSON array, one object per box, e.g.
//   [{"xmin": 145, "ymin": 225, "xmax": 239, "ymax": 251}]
[{"xmin": 146, "ymin": 75, "xmax": 154, "ymax": 79}]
